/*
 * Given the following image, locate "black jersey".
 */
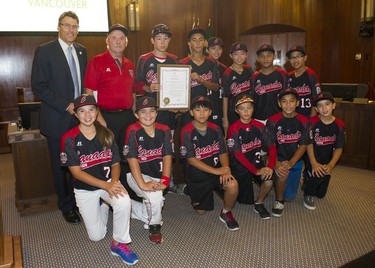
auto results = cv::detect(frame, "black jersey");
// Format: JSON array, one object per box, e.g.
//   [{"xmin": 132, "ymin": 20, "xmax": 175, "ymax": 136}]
[
  {"xmin": 136, "ymin": 52, "xmax": 179, "ymax": 129},
  {"xmin": 123, "ymin": 121, "xmax": 173, "ymax": 178},
  {"xmin": 227, "ymin": 119, "xmax": 275, "ymax": 175},
  {"xmin": 136, "ymin": 52, "xmax": 178, "ymax": 99},
  {"xmin": 267, "ymin": 113, "xmax": 311, "ymax": 161},
  {"xmin": 179, "ymin": 56, "xmax": 219, "ymax": 101},
  {"xmin": 180, "ymin": 121, "xmax": 226, "ymax": 180},
  {"xmin": 250, "ymin": 68, "xmax": 288, "ymax": 121},
  {"xmin": 223, "ymin": 65, "xmax": 254, "ymax": 125},
  {"xmin": 60, "ymin": 126, "xmax": 120, "ymax": 191},
  {"xmin": 207, "ymin": 60, "xmax": 227, "ymax": 126},
  {"xmin": 308, "ymin": 115, "xmax": 346, "ymax": 166},
  {"xmin": 288, "ymin": 68, "xmax": 321, "ymax": 117}
]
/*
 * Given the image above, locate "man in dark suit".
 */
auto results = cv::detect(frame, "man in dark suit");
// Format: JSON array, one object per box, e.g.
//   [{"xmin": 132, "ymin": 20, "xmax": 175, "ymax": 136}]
[{"xmin": 31, "ymin": 11, "xmax": 87, "ymax": 224}]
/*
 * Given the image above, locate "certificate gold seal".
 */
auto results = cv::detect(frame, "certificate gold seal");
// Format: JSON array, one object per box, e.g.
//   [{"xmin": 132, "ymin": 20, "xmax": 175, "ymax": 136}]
[{"xmin": 163, "ymin": 97, "xmax": 170, "ymax": 106}]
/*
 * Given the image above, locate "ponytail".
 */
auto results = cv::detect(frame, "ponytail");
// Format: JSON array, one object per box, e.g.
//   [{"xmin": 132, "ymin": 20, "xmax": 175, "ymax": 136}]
[{"xmin": 94, "ymin": 120, "xmax": 114, "ymax": 149}]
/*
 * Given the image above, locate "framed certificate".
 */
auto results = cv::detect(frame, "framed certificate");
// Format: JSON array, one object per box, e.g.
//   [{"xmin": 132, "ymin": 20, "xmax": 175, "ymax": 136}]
[{"xmin": 157, "ymin": 64, "xmax": 191, "ymax": 110}]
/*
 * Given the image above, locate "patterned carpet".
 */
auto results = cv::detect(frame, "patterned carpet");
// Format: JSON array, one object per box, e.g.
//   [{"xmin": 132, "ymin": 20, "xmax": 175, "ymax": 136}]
[{"xmin": 1, "ymin": 153, "xmax": 375, "ymax": 268}]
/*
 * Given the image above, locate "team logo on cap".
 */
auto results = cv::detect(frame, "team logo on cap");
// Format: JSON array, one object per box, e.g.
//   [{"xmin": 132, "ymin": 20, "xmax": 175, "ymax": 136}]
[
  {"xmin": 236, "ymin": 43, "xmax": 241, "ymax": 50},
  {"xmin": 80, "ymin": 95, "xmax": 87, "ymax": 104},
  {"xmin": 214, "ymin": 38, "xmax": 219, "ymax": 44},
  {"xmin": 143, "ymin": 98, "xmax": 149, "ymax": 105}
]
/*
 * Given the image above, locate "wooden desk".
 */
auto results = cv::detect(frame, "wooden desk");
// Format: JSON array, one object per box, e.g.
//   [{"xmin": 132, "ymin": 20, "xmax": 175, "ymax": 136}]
[
  {"xmin": 7, "ymin": 124, "xmax": 57, "ymax": 215},
  {"xmin": 1, "ymin": 205, "xmax": 23, "ymax": 267},
  {"xmin": 334, "ymin": 102, "xmax": 375, "ymax": 170}
]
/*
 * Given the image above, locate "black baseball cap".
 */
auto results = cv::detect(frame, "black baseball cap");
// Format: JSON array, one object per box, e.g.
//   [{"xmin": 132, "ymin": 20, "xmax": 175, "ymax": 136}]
[
  {"xmin": 312, "ymin": 92, "xmax": 335, "ymax": 106},
  {"xmin": 135, "ymin": 96, "xmax": 158, "ymax": 112},
  {"xmin": 277, "ymin": 88, "xmax": 299, "ymax": 100},
  {"xmin": 208, "ymin": 37, "xmax": 224, "ymax": 48},
  {"xmin": 190, "ymin": 96, "xmax": 213, "ymax": 109},
  {"xmin": 74, "ymin": 94, "xmax": 97, "ymax": 112},
  {"xmin": 286, "ymin": 45, "xmax": 306, "ymax": 59},
  {"xmin": 230, "ymin": 42, "xmax": 248, "ymax": 54},
  {"xmin": 235, "ymin": 94, "xmax": 254, "ymax": 107},
  {"xmin": 188, "ymin": 28, "xmax": 207, "ymax": 40},
  {"xmin": 256, "ymin": 44, "xmax": 275, "ymax": 55},
  {"xmin": 108, "ymin": 24, "xmax": 129, "ymax": 36},
  {"xmin": 152, "ymin": 24, "xmax": 172, "ymax": 37}
]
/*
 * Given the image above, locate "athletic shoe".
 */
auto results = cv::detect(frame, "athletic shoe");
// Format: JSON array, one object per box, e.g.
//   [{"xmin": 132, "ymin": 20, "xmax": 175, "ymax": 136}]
[
  {"xmin": 149, "ymin": 224, "xmax": 163, "ymax": 244},
  {"xmin": 176, "ymin": 183, "xmax": 189, "ymax": 196},
  {"xmin": 110, "ymin": 242, "xmax": 139, "ymax": 265},
  {"xmin": 304, "ymin": 195, "xmax": 316, "ymax": 210},
  {"xmin": 144, "ymin": 221, "xmax": 163, "ymax": 230},
  {"xmin": 272, "ymin": 201, "xmax": 285, "ymax": 217},
  {"xmin": 254, "ymin": 203, "xmax": 271, "ymax": 219},
  {"xmin": 166, "ymin": 177, "xmax": 179, "ymax": 194},
  {"xmin": 219, "ymin": 209, "xmax": 240, "ymax": 231},
  {"xmin": 167, "ymin": 184, "xmax": 179, "ymax": 194}
]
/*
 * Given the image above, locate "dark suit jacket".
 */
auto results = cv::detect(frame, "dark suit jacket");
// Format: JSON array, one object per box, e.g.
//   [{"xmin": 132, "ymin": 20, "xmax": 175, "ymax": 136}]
[{"xmin": 31, "ymin": 39, "xmax": 87, "ymax": 138}]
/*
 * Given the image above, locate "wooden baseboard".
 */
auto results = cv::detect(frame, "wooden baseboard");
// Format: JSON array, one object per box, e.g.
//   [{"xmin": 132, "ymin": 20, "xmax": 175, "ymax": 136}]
[{"xmin": 0, "ymin": 236, "xmax": 23, "ymax": 268}]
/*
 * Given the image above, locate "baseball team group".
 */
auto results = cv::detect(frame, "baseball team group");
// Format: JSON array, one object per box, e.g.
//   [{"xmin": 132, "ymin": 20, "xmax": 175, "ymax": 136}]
[{"xmin": 30, "ymin": 10, "xmax": 345, "ymax": 265}]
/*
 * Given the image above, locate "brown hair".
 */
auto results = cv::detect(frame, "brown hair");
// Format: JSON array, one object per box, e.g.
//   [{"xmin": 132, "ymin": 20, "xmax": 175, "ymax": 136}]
[
  {"xmin": 94, "ymin": 121, "xmax": 114, "ymax": 149},
  {"xmin": 58, "ymin": 11, "xmax": 79, "ymax": 24}
]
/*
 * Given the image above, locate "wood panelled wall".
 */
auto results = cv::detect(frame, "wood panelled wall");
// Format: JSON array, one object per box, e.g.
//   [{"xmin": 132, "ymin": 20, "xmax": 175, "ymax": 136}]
[
  {"xmin": 216, "ymin": 0, "xmax": 373, "ymax": 86},
  {"xmin": 0, "ymin": 0, "xmax": 374, "ymax": 123}
]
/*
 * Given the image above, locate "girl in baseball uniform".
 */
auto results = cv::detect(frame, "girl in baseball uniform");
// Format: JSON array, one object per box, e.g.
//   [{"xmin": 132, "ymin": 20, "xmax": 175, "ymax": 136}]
[{"xmin": 60, "ymin": 94, "xmax": 138, "ymax": 266}]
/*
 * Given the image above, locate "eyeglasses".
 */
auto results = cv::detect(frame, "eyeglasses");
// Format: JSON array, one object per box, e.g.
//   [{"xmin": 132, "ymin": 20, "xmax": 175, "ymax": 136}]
[
  {"xmin": 289, "ymin": 54, "xmax": 305, "ymax": 60},
  {"xmin": 59, "ymin": 23, "xmax": 79, "ymax": 30}
]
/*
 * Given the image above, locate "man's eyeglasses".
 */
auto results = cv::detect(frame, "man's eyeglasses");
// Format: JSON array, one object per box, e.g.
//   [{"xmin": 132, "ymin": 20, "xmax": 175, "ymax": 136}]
[
  {"xmin": 289, "ymin": 54, "xmax": 305, "ymax": 60},
  {"xmin": 59, "ymin": 23, "xmax": 79, "ymax": 30}
]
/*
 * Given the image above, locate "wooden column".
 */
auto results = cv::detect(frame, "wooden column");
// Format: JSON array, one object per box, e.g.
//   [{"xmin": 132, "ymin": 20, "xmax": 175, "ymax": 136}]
[{"xmin": 334, "ymin": 102, "xmax": 375, "ymax": 169}]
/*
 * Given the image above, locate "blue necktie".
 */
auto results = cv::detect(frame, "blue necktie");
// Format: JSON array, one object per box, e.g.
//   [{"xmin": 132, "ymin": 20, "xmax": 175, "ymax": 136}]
[{"xmin": 67, "ymin": 46, "xmax": 80, "ymax": 98}]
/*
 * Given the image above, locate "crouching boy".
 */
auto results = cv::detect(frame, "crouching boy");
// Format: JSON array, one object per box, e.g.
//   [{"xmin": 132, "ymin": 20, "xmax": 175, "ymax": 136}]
[{"xmin": 180, "ymin": 96, "xmax": 240, "ymax": 231}]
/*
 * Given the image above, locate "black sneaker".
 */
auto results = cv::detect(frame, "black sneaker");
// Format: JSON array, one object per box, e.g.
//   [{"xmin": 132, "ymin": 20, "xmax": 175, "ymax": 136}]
[
  {"xmin": 303, "ymin": 195, "xmax": 316, "ymax": 210},
  {"xmin": 254, "ymin": 203, "xmax": 271, "ymax": 219},
  {"xmin": 219, "ymin": 209, "xmax": 239, "ymax": 231},
  {"xmin": 272, "ymin": 201, "xmax": 285, "ymax": 217},
  {"xmin": 177, "ymin": 183, "xmax": 189, "ymax": 196}
]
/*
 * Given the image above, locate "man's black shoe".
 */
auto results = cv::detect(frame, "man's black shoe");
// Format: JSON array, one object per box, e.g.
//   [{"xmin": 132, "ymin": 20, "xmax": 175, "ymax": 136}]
[{"xmin": 63, "ymin": 210, "xmax": 81, "ymax": 224}]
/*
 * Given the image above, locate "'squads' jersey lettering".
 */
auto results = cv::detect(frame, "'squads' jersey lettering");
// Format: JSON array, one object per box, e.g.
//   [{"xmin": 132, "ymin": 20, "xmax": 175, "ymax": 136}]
[
  {"xmin": 223, "ymin": 65, "xmax": 254, "ymax": 124},
  {"xmin": 267, "ymin": 113, "xmax": 311, "ymax": 161},
  {"xmin": 60, "ymin": 126, "xmax": 120, "ymax": 191},
  {"xmin": 288, "ymin": 68, "xmax": 321, "ymax": 117},
  {"xmin": 227, "ymin": 120, "xmax": 273, "ymax": 174},
  {"xmin": 123, "ymin": 121, "xmax": 173, "ymax": 178},
  {"xmin": 136, "ymin": 52, "xmax": 178, "ymax": 99},
  {"xmin": 250, "ymin": 68, "xmax": 288, "ymax": 120},
  {"xmin": 180, "ymin": 122, "xmax": 226, "ymax": 180},
  {"xmin": 308, "ymin": 115, "xmax": 346, "ymax": 165},
  {"xmin": 179, "ymin": 56, "xmax": 219, "ymax": 101},
  {"xmin": 208, "ymin": 61, "xmax": 227, "ymax": 125}
]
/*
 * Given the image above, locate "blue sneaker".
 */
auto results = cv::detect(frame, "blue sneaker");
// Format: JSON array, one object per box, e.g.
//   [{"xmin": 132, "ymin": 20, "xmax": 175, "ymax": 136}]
[{"xmin": 110, "ymin": 242, "xmax": 139, "ymax": 265}]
